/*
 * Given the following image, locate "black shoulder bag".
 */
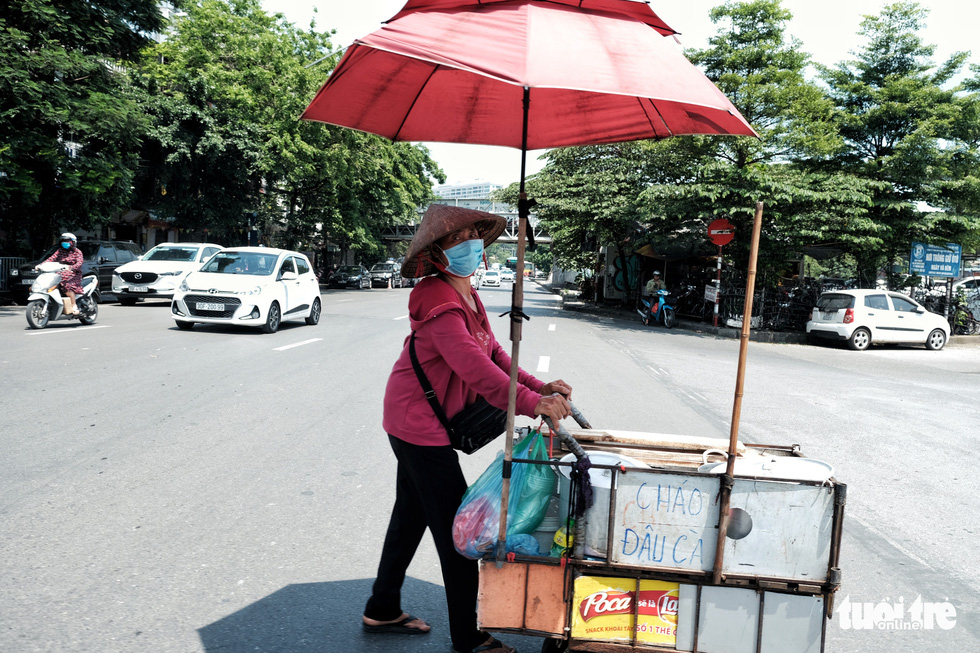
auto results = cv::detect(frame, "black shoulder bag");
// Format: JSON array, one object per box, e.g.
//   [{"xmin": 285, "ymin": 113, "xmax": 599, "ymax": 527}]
[{"xmin": 408, "ymin": 331, "xmax": 508, "ymax": 454}]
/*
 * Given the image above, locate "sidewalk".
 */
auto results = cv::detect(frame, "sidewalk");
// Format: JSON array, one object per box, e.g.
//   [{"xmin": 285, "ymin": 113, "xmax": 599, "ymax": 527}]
[{"xmin": 537, "ymin": 281, "xmax": 980, "ymax": 348}]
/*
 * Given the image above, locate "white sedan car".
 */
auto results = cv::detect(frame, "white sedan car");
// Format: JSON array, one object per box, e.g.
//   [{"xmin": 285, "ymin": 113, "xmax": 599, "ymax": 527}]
[
  {"xmin": 171, "ymin": 247, "xmax": 321, "ymax": 333},
  {"xmin": 806, "ymin": 289, "xmax": 950, "ymax": 351},
  {"xmin": 112, "ymin": 242, "xmax": 223, "ymax": 304}
]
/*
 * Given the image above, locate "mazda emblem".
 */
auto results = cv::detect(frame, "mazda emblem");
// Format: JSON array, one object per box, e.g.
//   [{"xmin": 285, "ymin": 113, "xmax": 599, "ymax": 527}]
[{"xmin": 134, "ymin": 273, "xmax": 142, "ymax": 280}]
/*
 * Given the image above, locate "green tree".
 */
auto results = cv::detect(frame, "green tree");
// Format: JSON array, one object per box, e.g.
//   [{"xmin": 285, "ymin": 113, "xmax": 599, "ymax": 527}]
[
  {"xmin": 0, "ymin": 0, "xmax": 164, "ymax": 253},
  {"xmin": 817, "ymin": 1, "xmax": 980, "ymax": 285},
  {"xmin": 497, "ymin": 141, "xmax": 690, "ymax": 302},
  {"xmin": 639, "ymin": 0, "xmax": 878, "ymax": 279},
  {"xmin": 132, "ymin": 0, "xmax": 441, "ymax": 256}
]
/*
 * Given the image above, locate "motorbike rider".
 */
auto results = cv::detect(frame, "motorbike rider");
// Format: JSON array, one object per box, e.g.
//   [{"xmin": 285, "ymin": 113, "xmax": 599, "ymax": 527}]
[
  {"xmin": 42, "ymin": 233, "xmax": 84, "ymax": 315},
  {"xmin": 643, "ymin": 271, "xmax": 666, "ymax": 315},
  {"xmin": 644, "ymin": 270, "xmax": 665, "ymax": 295}
]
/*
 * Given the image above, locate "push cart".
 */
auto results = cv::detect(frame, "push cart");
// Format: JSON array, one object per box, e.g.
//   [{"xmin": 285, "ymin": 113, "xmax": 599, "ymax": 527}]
[
  {"xmin": 477, "ymin": 203, "xmax": 844, "ymax": 652},
  {"xmin": 476, "ymin": 424, "xmax": 844, "ymax": 653}
]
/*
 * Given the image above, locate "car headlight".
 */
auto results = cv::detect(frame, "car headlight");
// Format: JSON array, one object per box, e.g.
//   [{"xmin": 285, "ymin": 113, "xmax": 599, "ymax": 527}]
[
  {"xmin": 159, "ymin": 270, "xmax": 183, "ymax": 277},
  {"xmin": 10, "ymin": 269, "xmax": 18, "ymax": 277},
  {"xmin": 179, "ymin": 279, "xmax": 190, "ymax": 292},
  {"xmin": 234, "ymin": 286, "xmax": 263, "ymax": 296}
]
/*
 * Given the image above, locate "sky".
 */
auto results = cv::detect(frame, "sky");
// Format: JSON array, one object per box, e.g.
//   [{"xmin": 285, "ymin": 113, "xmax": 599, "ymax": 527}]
[{"xmin": 265, "ymin": 0, "xmax": 980, "ymax": 186}]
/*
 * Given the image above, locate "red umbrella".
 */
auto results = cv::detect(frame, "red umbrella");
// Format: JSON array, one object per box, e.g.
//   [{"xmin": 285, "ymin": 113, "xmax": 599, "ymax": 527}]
[
  {"xmin": 302, "ymin": 0, "xmax": 756, "ymax": 149},
  {"xmin": 302, "ymin": 0, "xmax": 756, "ymax": 559}
]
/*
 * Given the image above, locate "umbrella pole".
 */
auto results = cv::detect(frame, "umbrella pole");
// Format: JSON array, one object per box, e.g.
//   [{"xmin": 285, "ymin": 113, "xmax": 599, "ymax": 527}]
[
  {"xmin": 711, "ymin": 201, "xmax": 764, "ymax": 585},
  {"xmin": 496, "ymin": 86, "xmax": 532, "ymax": 564}
]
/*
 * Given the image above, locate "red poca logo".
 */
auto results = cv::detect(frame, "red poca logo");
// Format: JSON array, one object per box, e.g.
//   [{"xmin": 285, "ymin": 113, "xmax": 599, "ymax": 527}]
[
  {"xmin": 579, "ymin": 591, "xmax": 633, "ymax": 622},
  {"xmin": 579, "ymin": 589, "xmax": 679, "ymax": 624}
]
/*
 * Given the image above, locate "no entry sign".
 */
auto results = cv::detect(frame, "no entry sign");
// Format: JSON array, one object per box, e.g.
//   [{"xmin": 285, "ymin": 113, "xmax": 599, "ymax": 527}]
[{"xmin": 708, "ymin": 219, "xmax": 735, "ymax": 246}]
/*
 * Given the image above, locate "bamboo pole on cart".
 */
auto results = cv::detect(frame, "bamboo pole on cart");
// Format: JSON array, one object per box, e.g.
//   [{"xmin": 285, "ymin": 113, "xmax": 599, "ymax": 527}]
[
  {"xmin": 496, "ymin": 88, "xmax": 533, "ymax": 564},
  {"xmin": 712, "ymin": 201, "xmax": 764, "ymax": 585}
]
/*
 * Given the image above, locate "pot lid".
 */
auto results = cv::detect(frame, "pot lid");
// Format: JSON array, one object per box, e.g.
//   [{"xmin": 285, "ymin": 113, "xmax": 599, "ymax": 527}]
[{"xmin": 698, "ymin": 457, "xmax": 833, "ymax": 482}]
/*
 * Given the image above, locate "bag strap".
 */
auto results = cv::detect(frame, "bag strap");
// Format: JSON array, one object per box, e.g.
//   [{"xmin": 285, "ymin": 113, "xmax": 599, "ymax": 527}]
[{"xmin": 409, "ymin": 331, "xmax": 455, "ymax": 436}]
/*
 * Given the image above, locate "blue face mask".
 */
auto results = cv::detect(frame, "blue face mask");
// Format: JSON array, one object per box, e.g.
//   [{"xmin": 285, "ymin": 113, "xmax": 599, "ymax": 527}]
[
  {"xmin": 441, "ymin": 238, "xmax": 484, "ymax": 277},
  {"xmin": 61, "ymin": 241, "xmax": 71, "ymax": 249}
]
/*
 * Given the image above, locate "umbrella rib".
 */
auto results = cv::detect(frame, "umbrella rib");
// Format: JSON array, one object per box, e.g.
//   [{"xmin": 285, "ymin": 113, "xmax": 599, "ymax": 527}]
[
  {"xmin": 392, "ymin": 63, "xmax": 443, "ymax": 141},
  {"xmin": 637, "ymin": 96, "xmax": 674, "ymax": 138}
]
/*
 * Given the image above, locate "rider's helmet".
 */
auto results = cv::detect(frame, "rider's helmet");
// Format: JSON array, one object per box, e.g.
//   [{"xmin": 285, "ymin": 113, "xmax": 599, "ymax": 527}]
[
  {"xmin": 60, "ymin": 232, "xmax": 77, "ymax": 247},
  {"xmin": 653, "ymin": 270, "xmax": 661, "ymax": 276}
]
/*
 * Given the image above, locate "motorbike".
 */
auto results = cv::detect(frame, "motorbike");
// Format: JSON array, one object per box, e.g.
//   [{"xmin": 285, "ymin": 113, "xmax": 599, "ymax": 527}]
[
  {"xmin": 25, "ymin": 262, "xmax": 99, "ymax": 329},
  {"xmin": 637, "ymin": 289, "xmax": 676, "ymax": 328}
]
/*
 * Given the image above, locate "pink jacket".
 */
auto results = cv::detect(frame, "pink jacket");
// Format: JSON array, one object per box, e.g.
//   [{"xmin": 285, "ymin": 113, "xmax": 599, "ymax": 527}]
[{"xmin": 383, "ymin": 277, "xmax": 545, "ymax": 446}]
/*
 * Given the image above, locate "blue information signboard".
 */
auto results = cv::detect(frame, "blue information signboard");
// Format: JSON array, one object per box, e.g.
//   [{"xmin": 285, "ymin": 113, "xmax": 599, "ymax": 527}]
[{"xmin": 909, "ymin": 242, "xmax": 961, "ymax": 277}]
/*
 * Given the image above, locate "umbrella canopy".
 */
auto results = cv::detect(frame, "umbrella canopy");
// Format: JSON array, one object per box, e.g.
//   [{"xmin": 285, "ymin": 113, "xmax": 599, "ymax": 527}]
[
  {"xmin": 301, "ymin": 0, "xmax": 758, "ymax": 560},
  {"xmin": 301, "ymin": 0, "xmax": 757, "ymax": 146}
]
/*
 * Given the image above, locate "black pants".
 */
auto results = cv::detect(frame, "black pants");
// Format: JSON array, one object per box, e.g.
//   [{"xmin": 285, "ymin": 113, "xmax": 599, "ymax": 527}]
[{"xmin": 364, "ymin": 435, "xmax": 485, "ymax": 652}]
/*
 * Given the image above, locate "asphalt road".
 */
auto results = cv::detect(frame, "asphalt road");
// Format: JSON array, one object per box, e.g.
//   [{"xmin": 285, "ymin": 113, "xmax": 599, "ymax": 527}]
[{"xmin": 0, "ymin": 283, "xmax": 977, "ymax": 653}]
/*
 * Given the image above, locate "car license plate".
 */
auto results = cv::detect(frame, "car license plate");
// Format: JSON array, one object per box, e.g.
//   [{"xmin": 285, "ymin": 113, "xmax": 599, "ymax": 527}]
[
  {"xmin": 196, "ymin": 301, "xmax": 224, "ymax": 311},
  {"xmin": 21, "ymin": 279, "xmax": 32, "ymax": 285},
  {"xmin": 130, "ymin": 285, "xmax": 148, "ymax": 292}
]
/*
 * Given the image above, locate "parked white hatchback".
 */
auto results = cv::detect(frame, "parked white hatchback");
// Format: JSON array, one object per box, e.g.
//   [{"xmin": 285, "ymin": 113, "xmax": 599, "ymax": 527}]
[
  {"xmin": 806, "ymin": 289, "xmax": 949, "ymax": 351},
  {"xmin": 171, "ymin": 247, "xmax": 321, "ymax": 333},
  {"xmin": 112, "ymin": 242, "xmax": 223, "ymax": 304}
]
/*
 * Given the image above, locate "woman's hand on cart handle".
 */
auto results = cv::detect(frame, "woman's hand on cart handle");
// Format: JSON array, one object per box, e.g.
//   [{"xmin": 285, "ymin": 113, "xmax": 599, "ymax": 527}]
[
  {"xmin": 540, "ymin": 379, "xmax": 572, "ymax": 399},
  {"xmin": 535, "ymin": 392, "xmax": 572, "ymax": 424}
]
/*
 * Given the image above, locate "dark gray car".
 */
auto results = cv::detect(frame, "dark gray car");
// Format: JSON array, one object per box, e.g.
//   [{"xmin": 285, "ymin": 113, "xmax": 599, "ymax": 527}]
[
  {"xmin": 326, "ymin": 265, "xmax": 371, "ymax": 289},
  {"xmin": 6, "ymin": 240, "xmax": 143, "ymax": 304}
]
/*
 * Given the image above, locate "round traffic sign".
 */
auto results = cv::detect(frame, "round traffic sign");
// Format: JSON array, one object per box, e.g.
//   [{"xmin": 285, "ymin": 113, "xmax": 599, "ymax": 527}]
[{"xmin": 708, "ymin": 218, "xmax": 735, "ymax": 246}]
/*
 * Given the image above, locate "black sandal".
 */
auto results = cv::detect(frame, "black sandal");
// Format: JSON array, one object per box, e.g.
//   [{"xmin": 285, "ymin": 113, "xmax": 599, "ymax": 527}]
[{"xmin": 361, "ymin": 613, "xmax": 431, "ymax": 635}]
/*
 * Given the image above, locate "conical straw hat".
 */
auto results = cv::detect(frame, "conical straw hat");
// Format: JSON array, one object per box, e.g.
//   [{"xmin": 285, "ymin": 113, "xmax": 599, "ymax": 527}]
[{"xmin": 401, "ymin": 204, "xmax": 506, "ymax": 279}]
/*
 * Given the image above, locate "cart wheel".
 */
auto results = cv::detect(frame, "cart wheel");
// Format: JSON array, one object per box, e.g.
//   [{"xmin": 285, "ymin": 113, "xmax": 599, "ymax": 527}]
[{"xmin": 541, "ymin": 638, "xmax": 569, "ymax": 653}]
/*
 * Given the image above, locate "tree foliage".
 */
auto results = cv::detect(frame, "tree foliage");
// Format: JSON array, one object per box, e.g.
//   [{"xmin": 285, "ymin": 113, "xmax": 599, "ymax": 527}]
[
  {"xmin": 0, "ymin": 0, "xmax": 164, "ymax": 252},
  {"xmin": 132, "ymin": 0, "xmax": 442, "ymax": 256},
  {"xmin": 3, "ymin": 0, "xmax": 979, "ymax": 278},
  {"xmin": 817, "ymin": 1, "xmax": 980, "ymax": 282}
]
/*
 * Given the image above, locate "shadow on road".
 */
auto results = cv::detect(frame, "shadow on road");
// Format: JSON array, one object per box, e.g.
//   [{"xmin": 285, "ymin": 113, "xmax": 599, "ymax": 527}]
[
  {"xmin": 198, "ymin": 576, "xmax": 550, "ymax": 652},
  {"xmin": 198, "ymin": 577, "xmax": 440, "ymax": 653}
]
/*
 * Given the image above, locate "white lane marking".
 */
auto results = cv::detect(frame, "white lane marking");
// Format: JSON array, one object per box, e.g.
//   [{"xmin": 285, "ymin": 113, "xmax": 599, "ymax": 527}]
[
  {"xmin": 273, "ymin": 338, "xmax": 323, "ymax": 351},
  {"xmin": 848, "ymin": 512, "xmax": 935, "ymax": 571},
  {"xmin": 394, "ymin": 315, "xmax": 409, "ymax": 320},
  {"xmin": 548, "ymin": 324, "xmax": 556, "ymax": 331},
  {"xmin": 25, "ymin": 325, "xmax": 110, "ymax": 335},
  {"xmin": 681, "ymin": 391, "xmax": 700, "ymax": 403},
  {"xmin": 537, "ymin": 356, "xmax": 550, "ymax": 373}
]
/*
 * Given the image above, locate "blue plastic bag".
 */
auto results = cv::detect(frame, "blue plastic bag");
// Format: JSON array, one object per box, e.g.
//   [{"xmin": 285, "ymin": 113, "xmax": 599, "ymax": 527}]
[{"xmin": 452, "ymin": 430, "xmax": 556, "ymax": 559}]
